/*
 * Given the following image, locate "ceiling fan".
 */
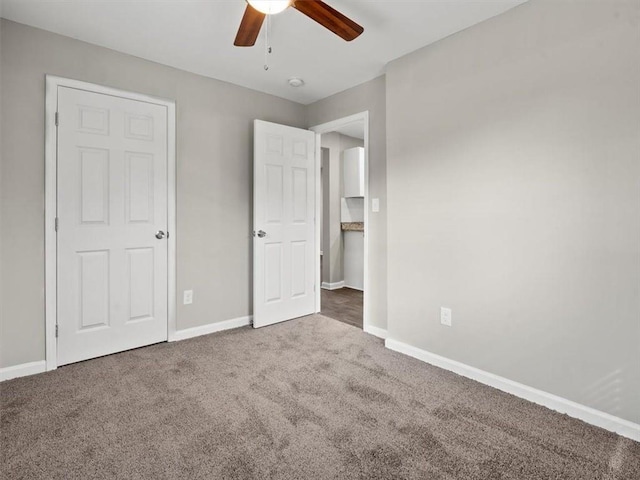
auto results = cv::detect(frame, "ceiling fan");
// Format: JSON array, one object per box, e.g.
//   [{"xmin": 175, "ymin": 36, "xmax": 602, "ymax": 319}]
[{"xmin": 234, "ymin": 0, "xmax": 364, "ymax": 47}]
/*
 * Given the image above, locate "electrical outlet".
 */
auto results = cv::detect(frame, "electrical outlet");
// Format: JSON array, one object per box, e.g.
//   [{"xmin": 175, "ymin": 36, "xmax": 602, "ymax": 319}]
[
  {"xmin": 440, "ymin": 307, "xmax": 452, "ymax": 327},
  {"xmin": 183, "ymin": 290, "xmax": 193, "ymax": 305},
  {"xmin": 372, "ymin": 198, "xmax": 380, "ymax": 213}
]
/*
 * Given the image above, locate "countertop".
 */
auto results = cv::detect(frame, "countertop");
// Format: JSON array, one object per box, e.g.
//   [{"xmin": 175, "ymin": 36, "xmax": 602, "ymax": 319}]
[{"xmin": 341, "ymin": 222, "xmax": 364, "ymax": 232}]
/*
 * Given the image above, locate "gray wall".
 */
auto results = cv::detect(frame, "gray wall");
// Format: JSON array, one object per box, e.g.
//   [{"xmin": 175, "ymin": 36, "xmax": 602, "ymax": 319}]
[
  {"xmin": 386, "ymin": 0, "xmax": 640, "ymax": 423},
  {"xmin": 321, "ymin": 147, "xmax": 331, "ymax": 282},
  {"xmin": 320, "ymin": 132, "xmax": 364, "ymax": 285},
  {"xmin": 0, "ymin": 18, "xmax": 4, "ymax": 367},
  {"xmin": 0, "ymin": 19, "xmax": 306, "ymax": 367},
  {"xmin": 307, "ymin": 76, "xmax": 387, "ymax": 331}
]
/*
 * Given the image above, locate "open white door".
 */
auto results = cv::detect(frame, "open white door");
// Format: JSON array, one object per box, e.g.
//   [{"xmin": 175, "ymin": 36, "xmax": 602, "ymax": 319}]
[{"xmin": 253, "ymin": 120, "xmax": 316, "ymax": 328}]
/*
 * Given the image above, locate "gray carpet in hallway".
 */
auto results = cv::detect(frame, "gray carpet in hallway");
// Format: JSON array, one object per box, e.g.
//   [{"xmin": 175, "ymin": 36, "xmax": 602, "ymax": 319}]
[{"xmin": 1, "ymin": 315, "xmax": 638, "ymax": 479}]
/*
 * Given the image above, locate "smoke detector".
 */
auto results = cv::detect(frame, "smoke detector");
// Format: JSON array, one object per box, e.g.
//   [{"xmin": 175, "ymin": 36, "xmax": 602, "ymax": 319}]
[{"xmin": 288, "ymin": 77, "xmax": 305, "ymax": 87}]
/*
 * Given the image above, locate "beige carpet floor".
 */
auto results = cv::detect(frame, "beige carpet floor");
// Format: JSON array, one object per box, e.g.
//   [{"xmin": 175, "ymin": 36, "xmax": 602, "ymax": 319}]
[{"xmin": 1, "ymin": 315, "xmax": 638, "ymax": 479}]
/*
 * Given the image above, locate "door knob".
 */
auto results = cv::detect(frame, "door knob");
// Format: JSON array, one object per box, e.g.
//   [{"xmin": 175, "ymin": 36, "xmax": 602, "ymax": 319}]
[
  {"xmin": 256, "ymin": 230, "xmax": 266, "ymax": 238},
  {"xmin": 155, "ymin": 230, "xmax": 166, "ymax": 239}
]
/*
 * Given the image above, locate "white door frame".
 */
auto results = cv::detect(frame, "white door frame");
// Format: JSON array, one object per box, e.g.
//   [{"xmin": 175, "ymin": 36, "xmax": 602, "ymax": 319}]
[
  {"xmin": 309, "ymin": 111, "xmax": 370, "ymax": 332},
  {"xmin": 44, "ymin": 75, "xmax": 177, "ymax": 371}
]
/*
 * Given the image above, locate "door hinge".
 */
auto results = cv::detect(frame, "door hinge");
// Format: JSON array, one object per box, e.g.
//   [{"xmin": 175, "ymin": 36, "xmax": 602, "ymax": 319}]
[
  {"xmin": 55, "ymin": 112, "xmax": 59, "ymax": 127},
  {"xmin": 55, "ymin": 324, "xmax": 58, "ymax": 338},
  {"xmin": 55, "ymin": 217, "xmax": 59, "ymax": 232}
]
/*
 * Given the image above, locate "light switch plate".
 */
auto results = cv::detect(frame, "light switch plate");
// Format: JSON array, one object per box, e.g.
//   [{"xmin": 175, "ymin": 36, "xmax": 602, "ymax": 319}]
[{"xmin": 372, "ymin": 198, "xmax": 380, "ymax": 212}]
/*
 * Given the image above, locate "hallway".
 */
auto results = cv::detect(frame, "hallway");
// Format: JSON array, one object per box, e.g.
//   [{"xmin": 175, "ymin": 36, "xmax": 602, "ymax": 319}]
[{"xmin": 320, "ymin": 287, "xmax": 363, "ymax": 329}]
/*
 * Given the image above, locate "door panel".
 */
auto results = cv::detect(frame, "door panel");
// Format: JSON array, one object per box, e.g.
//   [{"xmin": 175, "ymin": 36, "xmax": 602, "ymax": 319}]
[
  {"xmin": 57, "ymin": 86, "xmax": 168, "ymax": 366},
  {"xmin": 253, "ymin": 120, "xmax": 316, "ymax": 328},
  {"xmin": 78, "ymin": 250, "xmax": 110, "ymax": 329},
  {"xmin": 126, "ymin": 247, "xmax": 155, "ymax": 322},
  {"xmin": 79, "ymin": 147, "xmax": 110, "ymax": 224},
  {"xmin": 125, "ymin": 152, "xmax": 155, "ymax": 223}
]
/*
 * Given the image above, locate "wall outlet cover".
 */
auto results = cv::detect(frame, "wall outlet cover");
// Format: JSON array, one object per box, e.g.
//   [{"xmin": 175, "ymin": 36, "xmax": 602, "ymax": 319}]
[
  {"xmin": 372, "ymin": 198, "xmax": 380, "ymax": 212},
  {"xmin": 183, "ymin": 290, "xmax": 193, "ymax": 305},
  {"xmin": 441, "ymin": 307, "xmax": 452, "ymax": 326}
]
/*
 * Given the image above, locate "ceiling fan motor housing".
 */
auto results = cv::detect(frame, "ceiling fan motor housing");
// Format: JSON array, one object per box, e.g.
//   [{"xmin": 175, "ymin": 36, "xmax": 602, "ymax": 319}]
[{"xmin": 235, "ymin": 0, "xmax": 364, "ymax": 47}]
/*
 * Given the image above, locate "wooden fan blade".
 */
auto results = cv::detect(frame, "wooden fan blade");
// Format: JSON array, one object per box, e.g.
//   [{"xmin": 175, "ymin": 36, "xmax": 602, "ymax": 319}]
[
  {"xmin": 234, "ymin": 5, "xmax": 266, "ymax": 47},
  {"xmin": 292, "ymin": 0, "xmax": 363, "ymax": 41}
]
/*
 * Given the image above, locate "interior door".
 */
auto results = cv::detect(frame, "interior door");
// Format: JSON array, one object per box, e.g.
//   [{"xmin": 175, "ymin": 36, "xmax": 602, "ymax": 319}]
[
  {"xmin": 253, "ymin": 120, "xmax": 316, "ymax": 328},
  {"xmin": 56, "ymin": 86, "xmax": 169, "ymax": 366}
]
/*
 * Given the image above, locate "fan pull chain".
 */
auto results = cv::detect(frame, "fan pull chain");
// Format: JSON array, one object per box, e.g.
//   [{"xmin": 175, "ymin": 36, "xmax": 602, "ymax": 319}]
[{"xmin": 264, "ymin": 15, "xmax": 272, "ymax": 71}]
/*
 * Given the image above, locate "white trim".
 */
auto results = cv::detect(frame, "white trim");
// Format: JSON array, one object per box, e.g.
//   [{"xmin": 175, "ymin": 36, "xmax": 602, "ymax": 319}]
[
  {"xmin": 310, "ymin": 112, "xmax": 370, "ymax": 331},
  {"xmin": 321, "ymin": 281, "xmax": 345, "ymax": 290},
  {"xmin": 385, "ymin": 338, "xmax": 640, "ymax": 442},
  {"xmin": 45, "ymin": 75, "xmax": 177, "ymax": 369},
  {"xmin": 314, "ymin": 134, "xmax": 322, "ymax": 313},
  {"xmin": 44, "ymin": 76, "xmax": 58, "ymax": 372},
  {"xmin": 46, "ymin": 76, "xmax": 177, "ymax": 107},
  {"xmin": 166, "ymin": 101, "xmax": 178, "ymax": 342},
  {"xmin": 0, "ymin": 361, "xmax": 47, "ymax": 382},
  {"xmin": 344, "ymin": 284, "xmax": 363, "ymax": 292},
  {"xmin": 363, "ymin": 325, "xmax": 387, "ymax": 340},
  {"xmin": 171, "ymin": 316, "xmax": 253, "ymax": 342}
]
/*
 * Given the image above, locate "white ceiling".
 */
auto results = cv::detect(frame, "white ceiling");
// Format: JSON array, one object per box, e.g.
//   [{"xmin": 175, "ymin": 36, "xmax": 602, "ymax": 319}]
[{"xmin": 1, "ymin": 0, "xmax": 527, "ymax": 104}]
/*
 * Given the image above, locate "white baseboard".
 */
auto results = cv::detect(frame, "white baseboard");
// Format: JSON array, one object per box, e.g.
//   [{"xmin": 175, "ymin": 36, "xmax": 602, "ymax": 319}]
[
  {"xmin": 0, "ymin": 360, "xmax": 47, "ymax": 382},
  {"xmin": 385, "ymin": 338, "xmax": 640, "ymax": 442},
  {"xmin": 344, "ymin": 284, "xmax": 364, "ymax": 292},
  {"xmin": 364, "ymin": 324, "xmax": 388, "ymax": 340},
  {"xmin": 171, "ymin": 315, "xmax": 252, "ymax": 342},
  {"xmin": 321, "ymin": 281, "xmax": 345, "ymax": 290},
  {"xmin": 1, "ymin": 317, "xmax": 253, "ymax": 381}
]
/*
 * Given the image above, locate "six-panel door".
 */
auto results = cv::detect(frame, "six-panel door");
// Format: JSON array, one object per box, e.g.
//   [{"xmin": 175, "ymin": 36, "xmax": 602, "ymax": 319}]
[
  {"xmin": 253, "ymin": 120, "xmax": 316, "ymax": 328},
  {"xmin": 56, "ymin": 86, "xmax": 169, "ymax": 366}
]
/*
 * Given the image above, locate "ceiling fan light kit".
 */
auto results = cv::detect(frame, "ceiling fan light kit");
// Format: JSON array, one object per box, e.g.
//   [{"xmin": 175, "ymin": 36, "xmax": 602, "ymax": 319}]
[
  {"xmin": 234, "ymin": 0, "xmax": 364, "ymax": 47},
  {"xmin": 247, "ymin": 0, "xmax": 291, "ymax": 15}
]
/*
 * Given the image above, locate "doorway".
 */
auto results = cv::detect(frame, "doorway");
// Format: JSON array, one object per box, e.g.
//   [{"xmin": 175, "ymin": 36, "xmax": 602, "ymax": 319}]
[
  {"xmin": 311, "ymin": 112, "xmax": 369, "ymax": 331},
  {"xmin": 45, "ymin": 76, "xmax": 176, "ymax": 370}
]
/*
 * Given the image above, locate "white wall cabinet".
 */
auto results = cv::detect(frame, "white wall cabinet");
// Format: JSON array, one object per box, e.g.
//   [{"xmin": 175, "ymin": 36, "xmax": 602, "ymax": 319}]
[{"xmin": 343, "ymin": 147, "xmax": 365, "ymax": 198}]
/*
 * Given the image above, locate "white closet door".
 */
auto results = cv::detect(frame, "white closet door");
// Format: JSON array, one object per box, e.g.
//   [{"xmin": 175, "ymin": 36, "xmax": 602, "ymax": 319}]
[{"xmin": 57, "ymin": 86, "xmax": 168, "ymax": 366}]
